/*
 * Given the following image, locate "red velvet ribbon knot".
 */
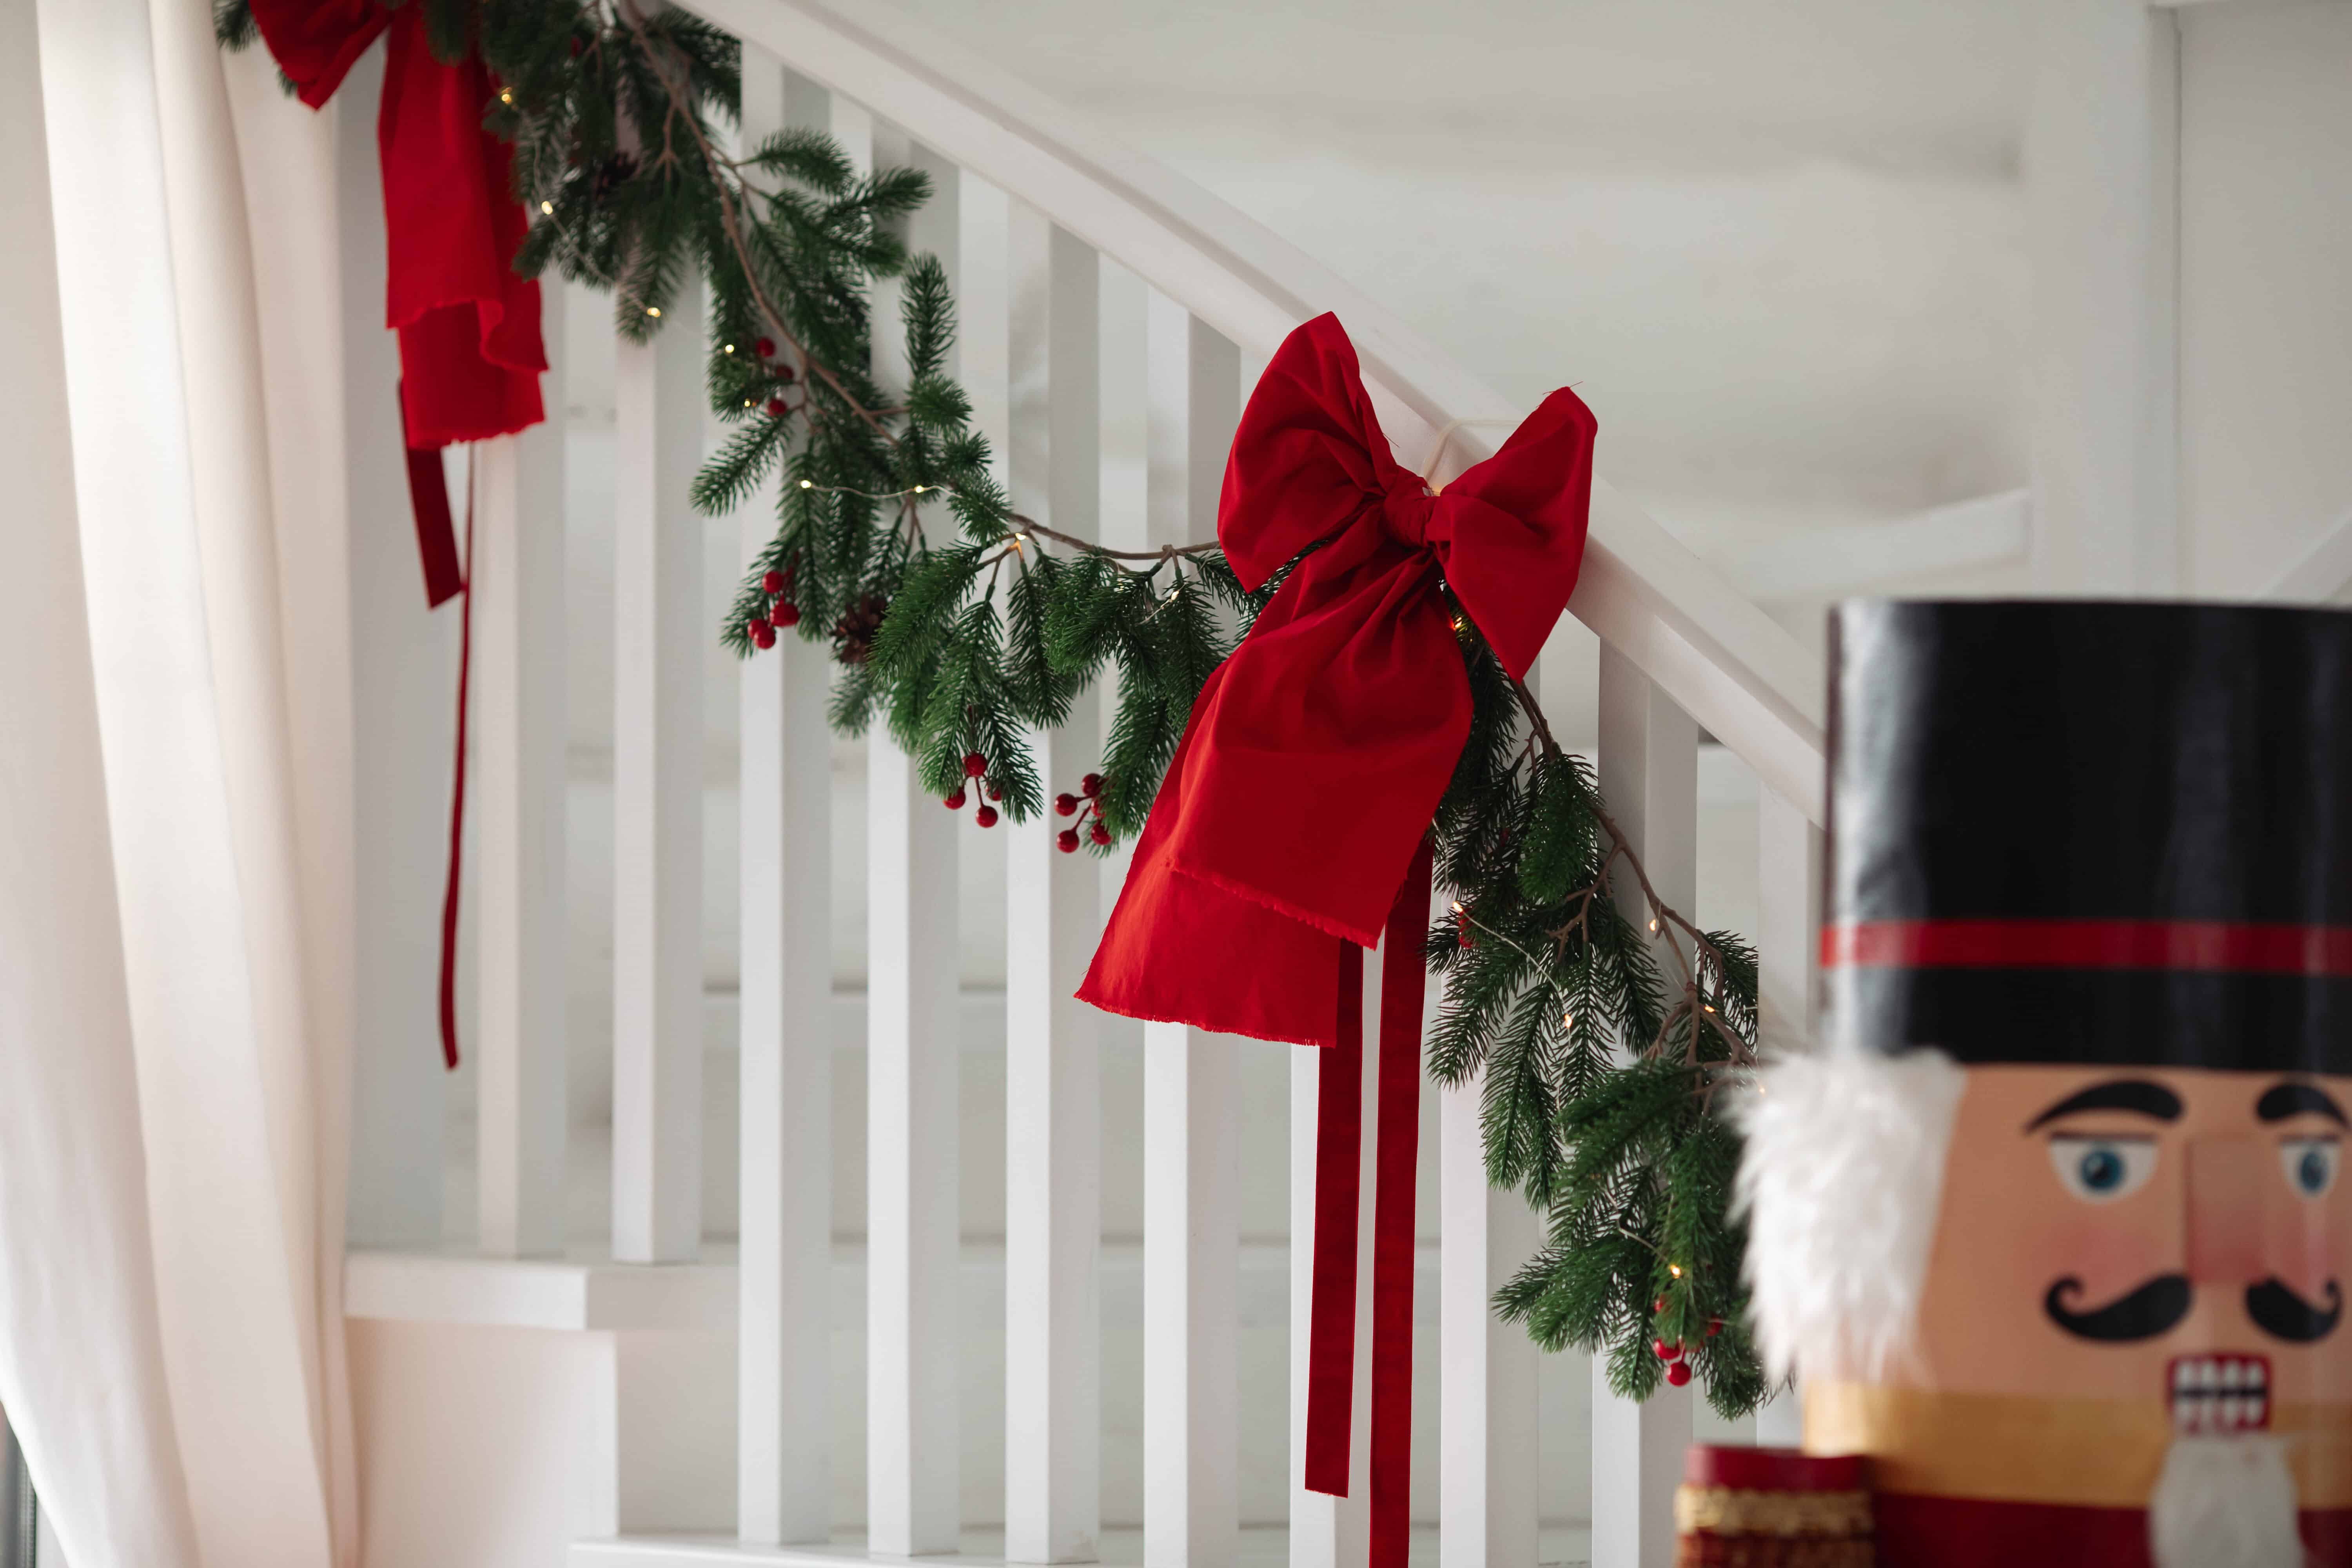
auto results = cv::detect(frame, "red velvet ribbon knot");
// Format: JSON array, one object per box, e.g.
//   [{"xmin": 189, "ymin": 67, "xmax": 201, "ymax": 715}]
[
  {"xmin": 1080, "ymin": 314, "xmax": 1595, "ymax": 1565},
  {"xmin": 248, "ymin": 1, "xmax": 549, "ymax": 1069}
]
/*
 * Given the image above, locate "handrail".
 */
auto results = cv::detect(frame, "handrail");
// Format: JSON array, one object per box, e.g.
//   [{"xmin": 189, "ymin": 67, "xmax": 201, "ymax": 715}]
[{"xmin": 688, "ymin": 0, "xmax": 1828, "ymax": 823}]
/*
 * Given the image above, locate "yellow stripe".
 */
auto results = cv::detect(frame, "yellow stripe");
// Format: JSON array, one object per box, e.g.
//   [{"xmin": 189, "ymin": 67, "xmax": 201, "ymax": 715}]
[{"xmin": 1804, "ymin": 1383, "xmax": 2352, "ymax": 1510}]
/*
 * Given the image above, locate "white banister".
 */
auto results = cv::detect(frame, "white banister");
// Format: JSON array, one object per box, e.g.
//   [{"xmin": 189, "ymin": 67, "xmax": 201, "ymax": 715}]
[
  {"xmin": 1290, "ymin": 954, "xmax": 1378, "ymax": 1568},
  {"xmin": 861, "ymin": 102, "xmax": 964, "ymax": 1558},
  {"xmin": 683, "ymin": 0, "xmax": 1825, "ymax": 822},
  {"xmin": 612, "ymin": 236, "xmax": 705, "ymax": 1265},
  {"xmin": 473, "ymin": 283, "xmax": 569, "ymax": 1258},
  {"xmin": 737, "ymin": 47, "xmax": 835, "ymax": 1546},
  {"xmin": 1003, "ymin": 206, "xmax": 1104, "ymax": 1565},
  {"xmin": 1141, "ymin": 298, "xmax": 1241, "ymax": 1568},
  {"xmin": 1590, "ymin": 646, "xmax": 1698, "ymax": 1568}
]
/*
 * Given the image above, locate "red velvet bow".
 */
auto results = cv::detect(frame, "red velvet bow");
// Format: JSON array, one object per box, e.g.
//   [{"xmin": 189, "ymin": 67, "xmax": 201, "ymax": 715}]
[
  {"xmin": 1080, "ymin": 313, "xmax": 1595, "ymax": 1564},
  {"xmin": 249, "ymin": 0, "xmax": 546, "ymax": 604},
  {"xmin": 248, "ymin": 2, "xmax": 548, "ymax": 1072}
]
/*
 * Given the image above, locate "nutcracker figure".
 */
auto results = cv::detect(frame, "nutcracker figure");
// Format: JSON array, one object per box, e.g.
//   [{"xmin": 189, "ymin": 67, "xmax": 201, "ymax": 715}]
[{"xmin": 1739, "ymin": 600, "xmax": 2350, "ymax": 1568}]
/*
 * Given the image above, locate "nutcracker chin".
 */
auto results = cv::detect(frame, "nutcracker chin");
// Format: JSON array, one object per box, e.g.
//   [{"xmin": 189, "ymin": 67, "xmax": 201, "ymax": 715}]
[{"xmin": 2149, "ymin": 1434, "xmax": 2303, "ymax": 1568}]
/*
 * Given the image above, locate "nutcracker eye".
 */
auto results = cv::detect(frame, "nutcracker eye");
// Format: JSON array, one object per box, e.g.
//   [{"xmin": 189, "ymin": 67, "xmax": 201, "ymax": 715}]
[
  {"xmin": 2049, "ymin": 1136, "xmax": 2157, "ymax": 1203},
  {"xmin": 2281, "ymin": 1138, "xmax": 2340, "ymax": 1198}
]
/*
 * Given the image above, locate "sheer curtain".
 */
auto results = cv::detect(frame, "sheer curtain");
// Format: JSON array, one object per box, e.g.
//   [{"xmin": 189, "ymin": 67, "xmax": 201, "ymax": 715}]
[{"xmin": 4, "ymin": 1, "xmax": 360, "ymax": 1564}]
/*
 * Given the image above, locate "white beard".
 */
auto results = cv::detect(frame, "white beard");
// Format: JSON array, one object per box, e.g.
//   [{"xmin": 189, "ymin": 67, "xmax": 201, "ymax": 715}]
[{"xmin": 2148, "ymin": 1434, "xmax": 2305, "ymax": 1568}]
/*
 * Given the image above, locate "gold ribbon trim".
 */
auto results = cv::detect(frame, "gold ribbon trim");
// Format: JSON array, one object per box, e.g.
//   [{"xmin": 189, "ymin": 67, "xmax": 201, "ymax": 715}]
[{"xmin": 1674, "ymin": 1485, "xmax": 1873, "ymax": 1538}]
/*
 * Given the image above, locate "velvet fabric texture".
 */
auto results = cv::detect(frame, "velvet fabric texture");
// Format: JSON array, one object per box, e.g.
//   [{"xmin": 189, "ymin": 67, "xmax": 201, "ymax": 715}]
[{"xmin": 1079, "ymin": 312, "xmax": 1596, "ymax": 1045}]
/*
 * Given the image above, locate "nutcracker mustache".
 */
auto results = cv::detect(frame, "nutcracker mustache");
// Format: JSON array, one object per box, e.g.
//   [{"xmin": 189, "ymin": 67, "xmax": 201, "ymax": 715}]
[
  {"xmin": 2044, "ymin": 1274, "xmax": 2192, "ymax": 1341},
  {"xmin": 2245, "ymin": 1276, "xmax": 2342, "ymax": 1343}
]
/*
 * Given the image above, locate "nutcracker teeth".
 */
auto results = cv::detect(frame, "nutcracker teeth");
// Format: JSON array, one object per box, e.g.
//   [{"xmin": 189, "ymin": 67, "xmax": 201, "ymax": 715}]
[{"xmin": 2166, "ymin": 1354, "xmax": 2272, "ymax": 1434}]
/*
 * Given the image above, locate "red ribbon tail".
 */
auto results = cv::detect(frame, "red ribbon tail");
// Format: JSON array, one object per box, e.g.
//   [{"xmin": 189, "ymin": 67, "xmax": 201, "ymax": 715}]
[
  {"xmin": 437, "ymin": 451, "xmax": 475, "ymax": 1071},
  {"xmin": 1301, "ymin": 837, "xmax": 1436, "ymax": 1546},
  {"xmin": 1368, "ymin": 837, "xmax": 1434, "ymax": 1568},
  {"xmin": 1304, "ymin": 941, "xmax": 1365, "ymax": 1495},
  {"xmin": 402, "ymin": 387, "xmax": 465, "ymax": 609}
]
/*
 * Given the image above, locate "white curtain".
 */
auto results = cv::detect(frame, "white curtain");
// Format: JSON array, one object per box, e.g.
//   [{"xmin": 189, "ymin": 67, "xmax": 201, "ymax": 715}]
[{"xmin": 5, "ymin": 1, "xmax": 359, "ymax": 1564}]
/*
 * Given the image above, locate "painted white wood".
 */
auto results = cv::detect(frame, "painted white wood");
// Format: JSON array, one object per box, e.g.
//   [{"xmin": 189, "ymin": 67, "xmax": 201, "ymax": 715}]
[
  {"xmin": 2263, "ymin": 504, "xmax": 2352, "ymax": 604},
  {"xmin": 735, "ymin": 45, "xmax": 835, "ymax": 1548},
  {"xmin": 2027, "ymin": 0, "xmax": 2181, "ymax": 594},
  {"xmin": 473, "ymin": 285, "xmax": 568, "ymax": 1256},
  {"xmin": 1438, "ymin": 645, "xmax": 1545, "ymax": 1568},
  {"xmin": 1133, "ymin": 302, "xmax": 1242, "ymax": 1568},
  {"xmin": 684, "ymin": 0, "xmax": 1826, "ymax": 824},
  {"xmin": 1002, "ymin": 208, "xmax": 1104, "ymax": 1564},
  {"xmin": 858, "ymin": 102, "xmax": 963, "ymax": 1559},
  {"xmin": 1289, "ymin": 956, "xmax": 1377, "ymax": 1568},
  {"xmin": 344, "ymin": 1249, "xmax": 735, "ymax": 1333},
  {"xmin": 612, "ymin": 249, "xmax": 706, "ymax": 1265},
  {"xmin": 1591, "ymin": 645, "xmax": 1697, "ymax": 1568},
  {"xmin": 1751, "ymin": 784, "xmax": 1823, "ymax": 1449},
  {"xmin": 334, "ymin": 54, "xmax": 448, "ymax": 1249}
]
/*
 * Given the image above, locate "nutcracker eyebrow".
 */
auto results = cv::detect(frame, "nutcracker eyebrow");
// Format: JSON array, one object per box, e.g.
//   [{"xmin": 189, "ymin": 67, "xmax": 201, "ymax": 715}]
[
  {"xmin": 2026, "ymin": 1079, "xmax": 2183, "ymax": 1131},
  {"xmin": 2258, "ymin": 1082, "xmax": 2348, "ymax": 1127}
]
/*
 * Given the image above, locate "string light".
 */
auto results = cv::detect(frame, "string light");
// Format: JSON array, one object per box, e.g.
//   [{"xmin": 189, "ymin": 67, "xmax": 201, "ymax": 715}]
[
  {"xmin": 540, "ymin": 200, "xmax": 554, "ymax": 215},
  {"xmin": 1669, "ymin": 1263, "xmax": 1683, "ymax": 1279},
  {"xmin": 799, "ymin": 479, "xmax": 815, "ymax": 489},
  {"xmin": 1648, "ymin": 918, "xmax": 1659, "ymax": 933},
  {"xmin": 1450, "ymin": 902, "xmax": 1466, "ymax": 916},
  {"xmin": 499, "ymin": 89, "xmax": 514, "ymax": 105},
  {"xmin": 912, "ymin": 484, "xmax": 927, "ymax": 493},
  {"xmin": 646, "ymin": 306, "xmax": 662, "ymax": 318},
  {"xmin": 723, "ymin": 343, "xmax": 735, "ymax": 355}
]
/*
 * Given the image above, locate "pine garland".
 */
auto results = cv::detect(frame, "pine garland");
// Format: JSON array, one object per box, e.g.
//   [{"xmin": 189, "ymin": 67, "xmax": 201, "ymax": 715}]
[{"xmin": 219, "ymin": 0, "xmax": 1772, "ymax": 1417}]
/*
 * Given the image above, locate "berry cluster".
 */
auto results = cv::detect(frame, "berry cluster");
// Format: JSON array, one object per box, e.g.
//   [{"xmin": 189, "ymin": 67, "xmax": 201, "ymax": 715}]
[
  {"xmin": 1054, "ymin": 773, "xmax": 1112, "ymax": 853},
  {"xmin": 1648, "ymin": 1296, "xmax": 1722, "ymax": 1388},
  {"xmin": 942, "ymin": 751, "xmax": 1003, "ymax": 828},
  {"xmin": 750, "ymin": 335, "xmax": 799, "ymax": 419},
  {"xmin": 745, "ymin": 558, "xmax": 800, "ymax": 650}
]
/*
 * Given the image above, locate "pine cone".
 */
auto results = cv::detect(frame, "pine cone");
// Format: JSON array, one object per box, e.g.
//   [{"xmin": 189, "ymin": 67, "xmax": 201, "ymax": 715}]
[{"xmin": 831, "ymin": 593, "xmax": 889, "ymax": 665}]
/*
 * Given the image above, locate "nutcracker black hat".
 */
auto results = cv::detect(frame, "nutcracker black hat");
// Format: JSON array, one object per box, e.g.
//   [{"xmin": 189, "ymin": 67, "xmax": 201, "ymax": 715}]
[{"xmin": 1824, "ymin": 599, "xmax": 2352, "ymax": 1075}]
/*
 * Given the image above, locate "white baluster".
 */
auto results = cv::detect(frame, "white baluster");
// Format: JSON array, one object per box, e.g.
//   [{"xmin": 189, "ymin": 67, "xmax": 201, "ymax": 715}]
[
  {"xmin": 861, "ymin": 104, "xmax": 964, "ymax": 1558},
  {"xmin": 1749, "ymin": 785, "xmax": 1821, "ymax": 1448},
  {"xmin": 1002, "ymin": 206, "xmax": 1103, "ymax": 1565},
  {"xmin": 737, "ymin": 45, "xmax": 833, "ymax": 1545},
  {"xmin": 1591, "ymin": 646, "xmax": 1698, "ymax": 1568},
  {"xmin": 1439, "ymin": 637, "xmax": 1542, "ymax": 1568},
  {"xmin": 337, "ymin": 54, "xmax": 446, "ymax": 1247},
  {"xmin": 474, "ymin": 283, "xmax": 568, "ymax": 1259},
  {"xmin": 1290, "ymin": 954, "xmax": 1377, "ymax": 1568},
  {"xmin": 612, "ymin": 236, "xmax": 704, "ymax": 1266},
  {"xmin": 1141, "ymin": 296, "xmax": 1242, "ymax": 1568}
]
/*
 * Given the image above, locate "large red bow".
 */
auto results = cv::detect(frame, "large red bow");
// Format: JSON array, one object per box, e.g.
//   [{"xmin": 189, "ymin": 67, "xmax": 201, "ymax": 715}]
[
  {"xmin": 249, "ymin": 0, "xmax": 546, "ymax": 604},
  {"xmin": 248, "ymin": 2, "xmax": 549, "ymax": 1072},
  {"xmin": 1080, "ymin": 313, "xmax": 1595, "ymax": 1563}
]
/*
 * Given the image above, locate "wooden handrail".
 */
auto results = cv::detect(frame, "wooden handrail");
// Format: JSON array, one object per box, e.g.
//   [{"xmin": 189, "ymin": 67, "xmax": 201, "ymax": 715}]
[{"xmin": 688, "ymin": 0, "xmax": 1828, "ymax": 822}]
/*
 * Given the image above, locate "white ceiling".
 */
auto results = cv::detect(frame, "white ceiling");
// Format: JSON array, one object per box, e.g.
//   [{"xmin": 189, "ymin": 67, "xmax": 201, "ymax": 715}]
[{"xmin": 878, "ymin": 0, "xmax": 2043, "ymax": 588}]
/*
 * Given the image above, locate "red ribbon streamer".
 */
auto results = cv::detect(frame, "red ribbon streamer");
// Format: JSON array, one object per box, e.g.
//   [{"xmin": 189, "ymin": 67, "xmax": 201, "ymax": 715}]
[
  {"xmin": 247, "ymin": 2, "xmax": 550, "ymax": 1069},
  {"xmin": 1823, "ymin": 917, "xmax": 2352, "ymax": 976},
  {"xmin": 1081, "ymin": 314, "xmax": 1595, "ymax": 1561}
]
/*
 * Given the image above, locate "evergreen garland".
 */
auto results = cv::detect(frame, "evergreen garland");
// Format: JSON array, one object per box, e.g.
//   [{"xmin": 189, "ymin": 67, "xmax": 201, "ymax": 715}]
[{"xmin": 220, "ymin": 0, "xmax": 1772, "ymax": 1417}]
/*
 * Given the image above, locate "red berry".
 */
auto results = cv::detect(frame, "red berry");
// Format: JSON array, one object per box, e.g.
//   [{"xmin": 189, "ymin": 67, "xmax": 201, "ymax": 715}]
[
  {"xmin": 985, "ymin": 782, "xmax": 1002, "ymax": 802},
  {"xmin": 750, "ymin": 622, "xmax": 776, "ymax": 650},
  {"xmin": 1654, "ymin": 1298, "xmax": 1668, "ymax": 1314},
  {"xmin": 1054, "ymin": 793, "xmax": 1078, "ymax": 817},
  {"xmin": 777, "ymin": 363, "xmax": 797, "ymax": 384},
  {"xmin": 771, "ymin": 601, "xmax": 800, "ymax": 628},
  {"xmin": 963, "ymin": 752, "xmax": 987, "ymax": 778},
  {"xmin": 762, "ymin": 569, "xmax": 784, "ymax": 594},
  {"xmin": 1089, "ymin": 823, "xmax": 1111, "ymax": 847},
  {"xmin": 975, "ymin": 805, "xmax": 999, "ymax": 828},
  {"xmin": 1080, "ymin": 772, "xmax": 1103, "ymax": 797},
  {"xmin": 1706, "ymin": 1318, "xmax": 1723, "ymax": 1339},
  {"xmin": 1665, "ymin": 1361, "xmax": 1693, "ymax": 1388},
  {"xmin": 1653, "ymin": 1339, "xmax": 1682, "ymax": 1362},
  {"xmin": 754, "ymin": 337, "xmax": 775, "ymax": 358},
  {"xmin": 1057, "ymin": 829, "xmax": 1080, "ymax": 853},
  {"xmin": 765, "ymin": 398, "xmax": 787, "ymax": 417},
  {"xmin": 943, "ymin": 789, "xmax": 966, "ymax": 810}
]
